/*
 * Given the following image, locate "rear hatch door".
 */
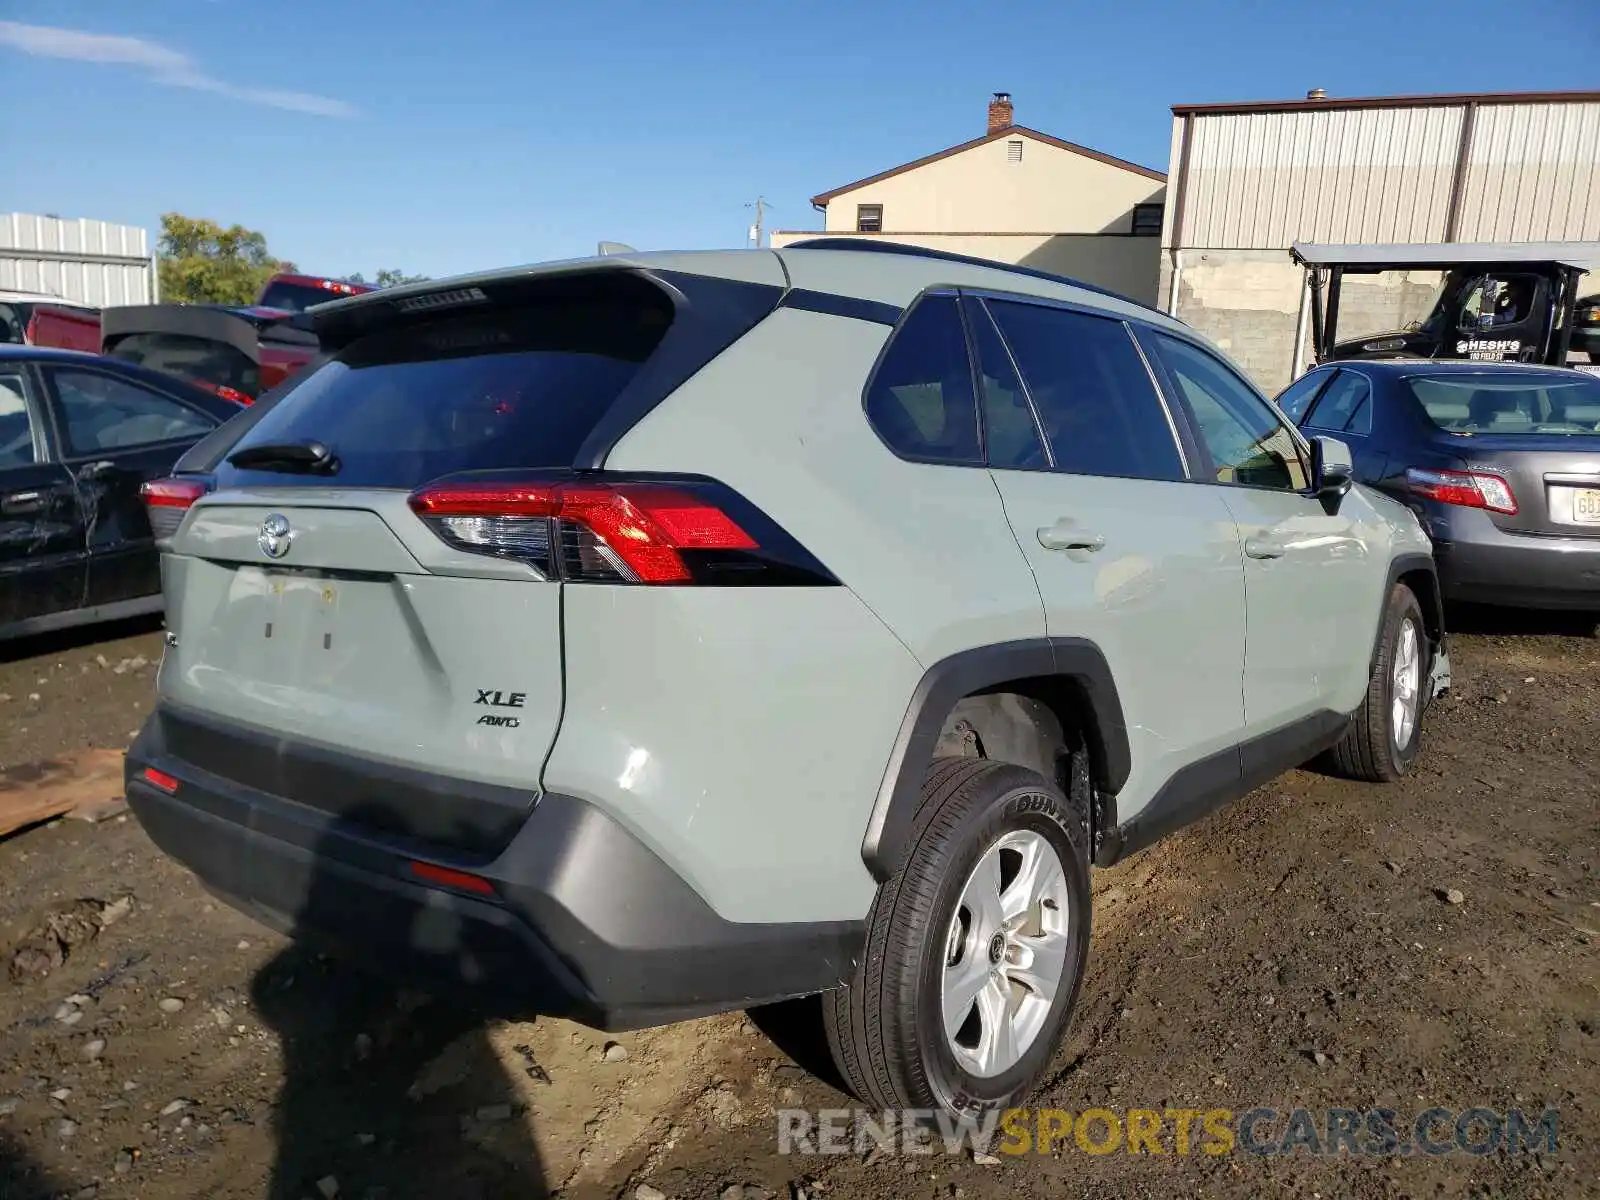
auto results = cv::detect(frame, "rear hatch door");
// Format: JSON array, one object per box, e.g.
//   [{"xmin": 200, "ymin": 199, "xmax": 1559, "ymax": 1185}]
[
  {"xmin": 156, "ymin": 266, "xmax": 763, "ymax": 854},
  {"xmin": 162, "ymin": 488, "xmax": 562, "ymax": 853},
  {"xmin": 101, "ymin": 304, "xmax": 318, "ymax": 401}
]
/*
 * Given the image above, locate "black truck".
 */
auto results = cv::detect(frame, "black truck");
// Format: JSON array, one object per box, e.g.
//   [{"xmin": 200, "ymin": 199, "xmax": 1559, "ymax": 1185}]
[{"xmin": 1291, "ymin": 241, "xmax": 1599, "ymax": 370}]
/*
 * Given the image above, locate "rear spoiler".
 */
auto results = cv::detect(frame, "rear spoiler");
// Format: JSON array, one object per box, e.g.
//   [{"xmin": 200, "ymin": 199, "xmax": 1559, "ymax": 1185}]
[{"xmin": 100, "ymin": 304, "xmax": 318, "ymax": 358}]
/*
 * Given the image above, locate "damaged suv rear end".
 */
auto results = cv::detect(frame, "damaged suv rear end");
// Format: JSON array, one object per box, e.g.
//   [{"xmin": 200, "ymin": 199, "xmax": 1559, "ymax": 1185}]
[{"xmin": 124, "ymin": 253, "xmax": 884, "ymax": 1027}]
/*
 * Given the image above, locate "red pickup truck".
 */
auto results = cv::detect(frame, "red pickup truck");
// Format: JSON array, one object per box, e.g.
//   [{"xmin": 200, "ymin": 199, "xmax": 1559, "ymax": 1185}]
[
  {"xmin": 0, "ymin": 291, "xmax": 103, "ymax": 353},
  {"xmin": 99, "ymin": 273, "xmax": 377, "ymax": 403}
]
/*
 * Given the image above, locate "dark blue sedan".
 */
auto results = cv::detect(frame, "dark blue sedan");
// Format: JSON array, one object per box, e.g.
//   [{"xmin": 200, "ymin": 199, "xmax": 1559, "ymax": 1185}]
[
  {"xmin": 1, "ymin": 345, "xmax": 246, "ymax": 639},
  {"xmin": 1275, "ymin": 360, "xmax": 1600, "ymax": 612}
]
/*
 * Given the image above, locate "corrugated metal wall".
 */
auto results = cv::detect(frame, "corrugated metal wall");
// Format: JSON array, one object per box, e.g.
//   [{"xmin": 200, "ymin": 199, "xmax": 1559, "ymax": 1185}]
[
  {"xmin": 0, "ymin": 213, "xmax": 155, "ymax": 306},
  {"xmin": 1169, "ymin": 100, "xmax": 1600, "ymax": 250},
  {"xmin": 1459, "ymin": 103, "xmax": 1600, "ymax": 241}
]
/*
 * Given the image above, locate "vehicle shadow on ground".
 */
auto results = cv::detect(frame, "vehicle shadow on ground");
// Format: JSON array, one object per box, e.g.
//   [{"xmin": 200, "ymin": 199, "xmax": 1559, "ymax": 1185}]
[
  {"xmin": 0, "ymin": 614, "xmax": 162, "ymax": 665},
  {"xmin": 745, "ymin": 996, "xmax": 850, "ymax": 1096},
  {"xmin": 1444, "ymin": 602, "xmax": 1597, "ymax": 638},
  {"xmin": 0, "ymin": 1132, "xmax": 67, "ymax": 1200},
  {"xmin": 249, "ymin": 804, "xmax": 549, "ymax": 1200}
]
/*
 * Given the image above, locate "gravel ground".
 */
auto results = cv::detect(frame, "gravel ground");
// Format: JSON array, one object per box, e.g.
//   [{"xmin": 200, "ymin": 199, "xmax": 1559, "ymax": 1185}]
[{"xmin": 0, "ymin": 609, "xmax": 1596, "ymax": 1200}]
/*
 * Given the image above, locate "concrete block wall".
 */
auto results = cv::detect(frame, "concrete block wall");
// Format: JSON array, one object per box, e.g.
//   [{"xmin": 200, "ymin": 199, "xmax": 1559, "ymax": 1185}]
[{"xmin": 1158, "ymin": 249, "xmax": 1443, "ymax": 393}]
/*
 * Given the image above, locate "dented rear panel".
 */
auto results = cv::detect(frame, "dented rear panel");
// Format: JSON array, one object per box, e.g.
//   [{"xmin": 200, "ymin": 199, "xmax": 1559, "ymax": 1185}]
[{"xmin": 160, "ymin": 493, "xmax": 562, "ymax": 850}]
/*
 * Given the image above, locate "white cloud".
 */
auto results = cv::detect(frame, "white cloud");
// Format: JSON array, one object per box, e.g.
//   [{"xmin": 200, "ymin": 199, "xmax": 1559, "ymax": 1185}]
[{"xmin": 0, "ymin": 21, "xmax": 358, "ymax": 117}]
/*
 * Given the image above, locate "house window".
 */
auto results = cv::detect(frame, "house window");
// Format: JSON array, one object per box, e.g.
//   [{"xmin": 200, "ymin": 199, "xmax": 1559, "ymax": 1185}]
[
  {"xmin": 1132, "ymin": 202, "xmax": 1164, "ymax": 236},
  {"xmin": 856, "ymin": 204, "xmax": 883, "ymax": 233},
  {"xmin": 1007, "ymin": 139, "xmax": 1024, "ymax": 163}
]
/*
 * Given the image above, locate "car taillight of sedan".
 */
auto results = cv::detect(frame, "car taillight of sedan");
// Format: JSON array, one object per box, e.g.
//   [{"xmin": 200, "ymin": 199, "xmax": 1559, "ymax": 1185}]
[
  {"xmin": 1405, "ymin": 467, "xmax": 1519, "ymax": 515},
  {"xmin": 139, "ymin": 477, "xmax": 213, "ymax": 543}
]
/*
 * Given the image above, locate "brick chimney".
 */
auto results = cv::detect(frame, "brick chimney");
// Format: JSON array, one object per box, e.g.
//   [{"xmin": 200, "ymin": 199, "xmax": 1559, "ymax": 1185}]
[{"xmin": 987, "ymin": 92, "xmax": 1014, "ymax": 135}]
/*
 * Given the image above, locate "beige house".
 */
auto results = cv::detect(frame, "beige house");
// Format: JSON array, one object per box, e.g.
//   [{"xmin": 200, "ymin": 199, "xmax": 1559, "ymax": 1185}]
[{"xmin": 772, "ymin": 94, "xmax": 1168, "ymax": 304}]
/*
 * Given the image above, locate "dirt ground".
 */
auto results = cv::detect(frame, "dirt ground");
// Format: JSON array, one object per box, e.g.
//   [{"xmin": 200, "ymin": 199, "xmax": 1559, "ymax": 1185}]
[{"xmin": 0, "ymin": 610, "xmax": 1596, "ymax": 1200}]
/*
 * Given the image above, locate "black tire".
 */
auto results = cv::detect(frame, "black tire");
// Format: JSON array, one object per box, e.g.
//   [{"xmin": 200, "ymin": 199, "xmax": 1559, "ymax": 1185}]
[
  {"xmin": 823, "ymin": 757, "xmax": 1092, "ymax": 1122},
  {"xmin": 1325, "ymin": 583, "xmax": 1427, "ymax": 782}
]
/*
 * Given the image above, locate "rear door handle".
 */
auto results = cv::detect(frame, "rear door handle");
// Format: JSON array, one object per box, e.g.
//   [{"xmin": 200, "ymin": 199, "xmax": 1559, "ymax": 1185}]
[
  {"xmin": 1, "ymin": 490, "xmax": 47, "ymax": 516},
  {"xmin": 1244, "ymin": 536, "xmax": 1286, "ymax": 560},
  {"xmin": 1037, "ymin": 522, "xmax": 1106, "ymax": 553}
]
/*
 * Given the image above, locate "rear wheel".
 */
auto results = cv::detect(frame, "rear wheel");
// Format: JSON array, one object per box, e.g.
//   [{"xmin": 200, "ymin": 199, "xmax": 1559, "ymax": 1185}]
[
  {"xmin": 823, "ymin": 758, "xmax": 1091, "ymax": 1121},
  {"xmin": 1325, "ymin": 583, "xmax": 1426, "ymax": 782}
]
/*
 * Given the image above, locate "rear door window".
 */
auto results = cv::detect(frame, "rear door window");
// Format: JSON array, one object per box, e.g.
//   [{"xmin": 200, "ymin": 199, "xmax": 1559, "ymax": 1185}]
[
  {"xmin": 1274, "ymin": 370, "xmax": 1333, "ymax": 424},
  {"xmin": 0, "ymin": 372, "xmax": 38, "ymax": 466},
  {"xmin": 1303, "ymin": 371, "xmax": 1373, "ymax": 436},
  {"xmin": 968, "ymin": 301, "xmax": 1047, "ymax": 469},
  {"xmin": 983, "ymin": 299, "xmax": 1185, "ymax": 481},
  {"xmin": 218, "ymin": 286, "xmax": 675, "ymax": 488},
  {"xmin": 864, "ymin": 295, "xmax": 982, "ymax": 464},
  {"xmin": 50, "ymin": 370, "xmax": 218, "ymax": 454}
]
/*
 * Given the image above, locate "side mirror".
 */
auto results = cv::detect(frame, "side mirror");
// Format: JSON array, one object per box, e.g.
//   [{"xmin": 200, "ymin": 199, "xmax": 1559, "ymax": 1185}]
[{"xmin": 1311, "ymin": 435, "xmax": 1354, "ymax": 512}]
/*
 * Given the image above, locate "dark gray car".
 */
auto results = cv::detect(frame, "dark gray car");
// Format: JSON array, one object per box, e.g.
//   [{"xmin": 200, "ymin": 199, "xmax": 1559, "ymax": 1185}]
[{"xmin": 1277, "ymin": 359, "xmax": 1600, "ymax": 611}]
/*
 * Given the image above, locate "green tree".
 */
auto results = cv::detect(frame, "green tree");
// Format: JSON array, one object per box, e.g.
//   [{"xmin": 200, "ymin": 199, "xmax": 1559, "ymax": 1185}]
[
  {"xmin": 157, "ymin": 213, "xmax": 292, "ymax": 305},
  {"xmin": 348, "ymin": 268, "xmax": 430, "ymax": 288}
]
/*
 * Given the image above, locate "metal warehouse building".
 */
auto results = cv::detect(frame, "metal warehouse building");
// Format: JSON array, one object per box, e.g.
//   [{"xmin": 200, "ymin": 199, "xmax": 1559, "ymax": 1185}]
[
  {"xmin": 1, "ymin": 212, "xmax": 156, "ymax": 307},
  {"xmin": 1158, "ymin": 89, "xmax": 1600, "ymax": 389}
]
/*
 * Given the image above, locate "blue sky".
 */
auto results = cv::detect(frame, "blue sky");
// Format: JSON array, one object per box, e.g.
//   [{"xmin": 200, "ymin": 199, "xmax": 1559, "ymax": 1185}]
[{"xmin": 2, "ymin": 0, "xmax": 1593, "ymax": 281}]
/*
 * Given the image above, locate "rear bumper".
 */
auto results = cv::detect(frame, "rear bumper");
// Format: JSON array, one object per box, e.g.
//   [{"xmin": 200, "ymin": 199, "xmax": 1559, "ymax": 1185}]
[
  {"xmin": 126, "ymin": 713, "xmax": 862, "ymax": 1030},
  {"xmin": 1428, "ymin": 508, "xmax": 1600, "ymax": 610}
]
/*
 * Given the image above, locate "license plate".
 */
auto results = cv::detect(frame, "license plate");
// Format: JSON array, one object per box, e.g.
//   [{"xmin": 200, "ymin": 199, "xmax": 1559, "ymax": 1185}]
[
  {"xmin": 1575, "ymin": 489, "xmax": 1600, "ymax": 524},
  {"xmin": 234, "ymin": 566, "xmax": 340, "ymax": 676}
]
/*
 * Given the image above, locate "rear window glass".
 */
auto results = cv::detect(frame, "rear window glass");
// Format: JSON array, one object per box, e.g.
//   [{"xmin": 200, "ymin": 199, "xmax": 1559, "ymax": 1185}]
[
  {"xmin": 217, "ymin": 289, "xmax": 673, "ymax": 488},
  {"xmin": 108, "ymin": 333, "xmax": 260, "ymax": 399},
  {"xmin": 1406, "ymin": 374, "xmax": 1600, "ymax": 435},
  {"xmin": 258, "ymin": 281, "xmax": 357, "ymax": 313}
]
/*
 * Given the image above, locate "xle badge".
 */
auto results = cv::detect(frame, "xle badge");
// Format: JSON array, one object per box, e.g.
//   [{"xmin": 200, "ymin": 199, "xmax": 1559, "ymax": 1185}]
[
  {"xmin": 475, "ymin": 689, "xmax": 526, "ymax": 708},
  {"xmin": 474, "ymin": 688, "xmax": 525, "ymax": 729}
]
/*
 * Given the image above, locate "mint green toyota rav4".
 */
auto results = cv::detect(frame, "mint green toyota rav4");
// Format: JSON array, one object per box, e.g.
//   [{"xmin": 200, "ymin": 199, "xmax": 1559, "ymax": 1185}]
[{"xmin": 127, "ymin": 240, "xmax": 1450, "ymax": 1123}]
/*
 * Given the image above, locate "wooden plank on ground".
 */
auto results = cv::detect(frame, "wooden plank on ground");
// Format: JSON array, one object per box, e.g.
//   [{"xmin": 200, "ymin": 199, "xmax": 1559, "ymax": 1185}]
[{"xmin": 0, "ymin": 749, "xmax": 127, "ymax": 840}]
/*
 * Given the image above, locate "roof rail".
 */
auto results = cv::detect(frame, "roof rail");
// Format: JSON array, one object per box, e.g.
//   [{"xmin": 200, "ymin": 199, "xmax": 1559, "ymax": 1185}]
[{"xmin": 780, "ymin": 237, "xmax": 1150, "ymax": 311}]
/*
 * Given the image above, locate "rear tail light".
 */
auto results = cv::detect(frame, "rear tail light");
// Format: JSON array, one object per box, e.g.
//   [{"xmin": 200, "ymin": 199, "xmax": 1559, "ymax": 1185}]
[
  {"xmin": 1406, "ymin": 468, "xmax": 1518, "ymax": 515},
  {"xmin": 139, "ymin": 476, "xmax": 212, "ymax": 541},
  {"xmin": 194, "ymin": 379, "xmax": 254, "ymax": 406},
  {"xmin": 407, "ymin": 475, "xmax": 836, "ymax": 586}
]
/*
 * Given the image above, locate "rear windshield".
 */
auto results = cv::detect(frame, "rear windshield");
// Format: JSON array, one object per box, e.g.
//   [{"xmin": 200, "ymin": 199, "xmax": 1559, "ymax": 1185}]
[
  {"xmin": 1407, "ymin": 374, "xmax": 1600, "ymax": 435},
  {"xmin": 216, "ymin": 286, "xmax": 673, "ymax": 488},
  {"xmin": 107, "ymin": 333, "xmax": 260, "ymax": 398},
  {"xmin": 258, "ymin": 281, "xmax": 360, "ymax": 313}
]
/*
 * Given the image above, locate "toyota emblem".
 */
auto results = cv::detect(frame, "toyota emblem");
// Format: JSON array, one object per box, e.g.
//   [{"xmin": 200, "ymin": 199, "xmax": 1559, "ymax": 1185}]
[{"xmin": 258, "ymin": 513, "xmax": 294, "ymax": 560}]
